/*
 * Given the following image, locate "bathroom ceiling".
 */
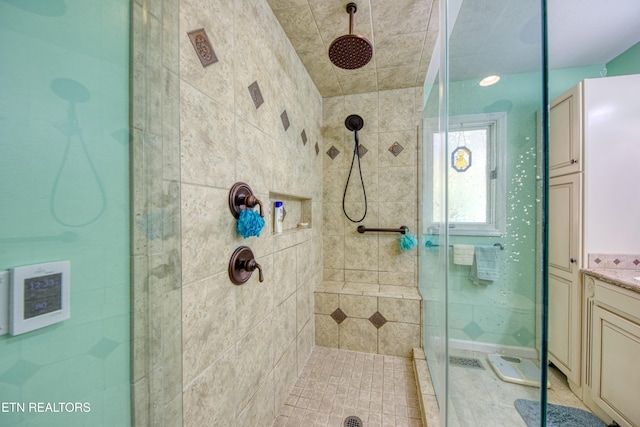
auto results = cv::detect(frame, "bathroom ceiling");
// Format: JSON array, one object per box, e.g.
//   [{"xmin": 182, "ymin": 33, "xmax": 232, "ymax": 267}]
[{"xmin": 269, "ymin": 0, "xmax": 640, "ymax": 98}]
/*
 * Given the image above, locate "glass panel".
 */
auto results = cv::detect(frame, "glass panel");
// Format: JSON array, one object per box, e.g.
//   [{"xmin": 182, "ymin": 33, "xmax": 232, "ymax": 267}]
[
  {"xmin": 0, "ymin": 1, "xmax": 131, "ymax": 425},
  {"xmin": 420, "ymin": 0, "xmax": 548, "ymax": 425}
]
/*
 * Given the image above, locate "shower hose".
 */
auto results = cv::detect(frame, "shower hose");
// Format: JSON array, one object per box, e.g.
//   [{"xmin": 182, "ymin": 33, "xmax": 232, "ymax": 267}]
[{"xmin": 342, "ymin": 129, "xmax": 367, "ymax": 223}]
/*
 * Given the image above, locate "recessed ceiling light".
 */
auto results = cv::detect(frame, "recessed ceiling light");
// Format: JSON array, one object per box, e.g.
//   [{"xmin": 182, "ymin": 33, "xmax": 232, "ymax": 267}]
[{"xmin": 479, "ymin": 75, "xmax": 500, "ymax": 86}]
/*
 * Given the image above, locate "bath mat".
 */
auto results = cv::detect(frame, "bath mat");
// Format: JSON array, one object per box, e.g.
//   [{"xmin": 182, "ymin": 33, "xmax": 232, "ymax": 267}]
[{"xmin": 514, "ymin": 399, "xmax": 607, "ymax": 427}]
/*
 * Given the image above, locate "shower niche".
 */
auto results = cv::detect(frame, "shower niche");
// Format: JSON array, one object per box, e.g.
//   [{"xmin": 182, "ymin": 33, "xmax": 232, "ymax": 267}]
[{"xmin": 269, "ymin": 192, "xmax": 312, "ymax": 234}]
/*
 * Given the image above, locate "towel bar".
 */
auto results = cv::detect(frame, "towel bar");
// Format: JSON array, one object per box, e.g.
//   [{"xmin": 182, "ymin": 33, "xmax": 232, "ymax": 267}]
[
  {"xmin": 424, "ymin": 241, "xmax": 504, "ymax": 250},
  {"xmin": 357, "ymin": 225, "xmax": 408, "ymax": 234}
]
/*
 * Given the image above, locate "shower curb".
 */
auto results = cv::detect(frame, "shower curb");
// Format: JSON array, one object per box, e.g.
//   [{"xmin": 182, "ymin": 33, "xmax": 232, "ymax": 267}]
[{"xmin": 412, "ymin": 348, "xmax": 440, "ymax": 427}]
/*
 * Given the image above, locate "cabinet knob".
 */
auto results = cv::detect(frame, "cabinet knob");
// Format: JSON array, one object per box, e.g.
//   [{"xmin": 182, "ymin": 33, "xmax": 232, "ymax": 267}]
[
  {"xmin": 570, "ymin": 258, "xmax": 577, "ymax": 264},
  {"xmin": 570, "ymin": 159, "xmax": 578, "ymax": 164}
]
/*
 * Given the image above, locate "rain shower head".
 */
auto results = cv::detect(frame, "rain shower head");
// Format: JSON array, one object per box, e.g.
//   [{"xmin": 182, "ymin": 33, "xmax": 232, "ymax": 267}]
[{"xmin": 328, "ymin": 3, "xmax": 373, "ymax": 70}]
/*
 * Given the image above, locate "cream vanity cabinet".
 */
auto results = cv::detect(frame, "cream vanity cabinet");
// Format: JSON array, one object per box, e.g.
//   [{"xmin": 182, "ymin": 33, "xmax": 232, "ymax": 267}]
[
  {"xmin": 547, "ymin": 83, "xmax": 583, "ymax": 387},
  {"xmin": 587, "ymin": 276, "xmax": 640, "ymax": 427}
]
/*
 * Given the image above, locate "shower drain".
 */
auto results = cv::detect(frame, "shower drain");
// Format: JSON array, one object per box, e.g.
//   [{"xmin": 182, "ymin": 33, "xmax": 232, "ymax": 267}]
[
  {"xmin": 449, "ymin": 356, "xmax": 485, "ymax": 370},
  {"xmin": 344, "ymin": 415, "xmax": 363, "ymax": 427}
]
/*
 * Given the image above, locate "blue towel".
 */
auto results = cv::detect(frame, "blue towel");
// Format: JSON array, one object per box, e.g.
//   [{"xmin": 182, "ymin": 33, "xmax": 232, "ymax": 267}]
[{"xmin": 471, "ymin": 245, "xmax": 500, "ymax": 284}]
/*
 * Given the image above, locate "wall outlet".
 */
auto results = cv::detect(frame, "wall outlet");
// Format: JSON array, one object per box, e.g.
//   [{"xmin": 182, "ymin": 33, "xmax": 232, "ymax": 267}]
[{"xmin": 0, "ymin": 270, "xmax": 8, "ymax": 336}]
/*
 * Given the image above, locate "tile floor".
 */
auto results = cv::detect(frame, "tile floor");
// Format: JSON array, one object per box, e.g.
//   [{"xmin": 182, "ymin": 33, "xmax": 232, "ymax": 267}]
[
  {"xmin": 273, "ymin": 346, "xmax": 424, "ymax": 427},
  {"xmin": 444, "ymin": 350, "xmax": 595, "ymax": 426}
]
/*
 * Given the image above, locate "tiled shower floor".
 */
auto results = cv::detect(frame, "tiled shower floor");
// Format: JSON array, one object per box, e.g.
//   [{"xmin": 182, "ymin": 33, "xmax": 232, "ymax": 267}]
[{"xmin": 273, "ymin": 346, "xmax": 423, "ymax": 427}]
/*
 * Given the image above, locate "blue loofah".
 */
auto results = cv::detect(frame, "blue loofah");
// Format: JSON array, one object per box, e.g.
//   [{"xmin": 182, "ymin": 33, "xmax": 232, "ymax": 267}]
[
  {"xmin": 237, "ymin": 209, "xmax": 265, "ymax": 238},
  {"xmin": 399, "ymin": 232, "xmax": 417, "ymax": 252}
]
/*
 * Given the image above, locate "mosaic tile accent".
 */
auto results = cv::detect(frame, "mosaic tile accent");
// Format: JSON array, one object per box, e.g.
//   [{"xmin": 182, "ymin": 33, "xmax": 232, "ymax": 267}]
[
  {"xmin": 0, "ymin": 360, "xmax": 41, "ymax": 386},
  {"xmin": 331, "ymin": 307, "xmax": 347, "ymax": 324},
  {"xmin": 326, "ymin": 146, "xmax": 340, "ymax": 160},
  {"xmin": 315, "ymin": 142, "xmax": 319, "ymax": 156},
  {"xmin": 281, "ymin": 110, "xmax": 290, "ymax": 131},
  {"xmin": 634, "ymin": 259, "xmax": 640, "ymax": 266},
  {"xmin": 187, "ymin": 28, "xmax": 218, "ymax": 67},
  {"xmin": 357, "ymin": 144, "xmax": 368, "ymax": 158},
  {"xmin": 514, "ymin": 326, "xmax": 534, "ymax": 346},
  {"xmin": 462, "ymin": 321, "xmax": 484, "ymax": 340},
  {"xmin": 301, "ymin": 129, "xmax": 307, "ymax": 145},
  {"xmin": 613, "ymin": 258, "xmax": 621, "ymax": 265},
  {"xmin": 248, "ymin": 81, "xmax": 264, "ymax": 109},
  {"xmin": 368, "ymin": 311, "xmax": 387, "ymax": 329},
  {"xmin": 388, "ymin": 142, "xmax": 404, "ymax": 157},
  {"xmin": 595, "ymin": 257, "xmax": 602, "ymax": 265},
  {"xmin": 89, "ymin": 338, "xmax": 120, "ymax": 359}
]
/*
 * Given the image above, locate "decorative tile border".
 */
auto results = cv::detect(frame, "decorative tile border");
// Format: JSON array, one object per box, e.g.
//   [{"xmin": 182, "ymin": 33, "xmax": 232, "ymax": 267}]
[
  {"xmin": 280, "ymin": 110, "xmax": 290, "ymax": 131},
  {"xmin": 326, "ymin": 146, "xmax": 340, "ymax": 160},
  {"xmin": 589, "ymin": 254, "xmax": 640, "ymax": 269},
  {"xmin": 369, "ymin": 311, "xmax": 387, "ymax": 329},
  {"xmin": 330, "ymin": 308, "xmax": 347, "ymax": 324},
  {"xmin": 248, "ymin": 81, "xmax": 264, "ymax": 109},
  {"xmin": 389, "ymin": 141, "xmax": 404, "ymax": 157},
  {"xmin": 187, "ymin": 29, "xmax": 218, "ymax": 67}
]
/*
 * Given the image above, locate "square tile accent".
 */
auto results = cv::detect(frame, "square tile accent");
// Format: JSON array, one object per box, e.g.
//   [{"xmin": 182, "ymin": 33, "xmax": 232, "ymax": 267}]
[
  {"xmin": 330, "ymin": 308, "xmax": 347, "ymax": 324},
  {"xmin": 357, "ymin": 144, "xmax": 368, "ymax": 158},
  {"xmin": 462, "ymin": 321, "xmax": 484, "ymax": 340},
  {"xmin": 369, "ymin": 311, "xmax": 387, "ymax": 329},
  {"xmin": 388, "ymin": 142, "xmax": 404, "ymax": 157},
  {"xmin": 326, "ymin": 146, "xmax": 340, "ymax": 160},
  {"xmin": 301, "ymin": 129, "xmax": 308, "ymax": 145},
  {"xmin": 187, "ymin": 28, "xmax": 218, "ymax": 67},
  {"xmin": 281, "ymin": 110, "xmax": 290, "ymax": 131},
  {"xmin": 634, "ymin": 259, "xmax": 640, "ymax": 266},
  {"xmin": 248, "ymin": 81, "xmax": 264, "ymax": 109},
  {"xmin": 315, "ymin": 142, "xmax": 319, "ymax": 156}
]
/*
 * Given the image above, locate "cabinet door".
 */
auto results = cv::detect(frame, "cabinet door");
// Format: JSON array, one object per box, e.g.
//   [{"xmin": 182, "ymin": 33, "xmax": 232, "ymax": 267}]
[
  {"xmin": 548, "ymin": 174, "xmax": 582, "ymax": 384},
  {"xmin": 592, "ymin": 306, "xmax": 640, "ymax": 427},
  {"xmin": 549, "ymin": 83, "xmax": 582, "ymax": 177}
]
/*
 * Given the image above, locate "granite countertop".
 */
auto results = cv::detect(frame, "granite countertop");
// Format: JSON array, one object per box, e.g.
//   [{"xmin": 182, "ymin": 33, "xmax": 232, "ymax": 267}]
[{"xmin": 582, "ymin": 268, "xmax": 640, "ymax": 294}]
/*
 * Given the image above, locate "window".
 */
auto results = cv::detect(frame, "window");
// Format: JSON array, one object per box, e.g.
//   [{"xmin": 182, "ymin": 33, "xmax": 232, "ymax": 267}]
[{"xmin": 424, "ymin": 112, "xmax": 506, "ymax": 236}]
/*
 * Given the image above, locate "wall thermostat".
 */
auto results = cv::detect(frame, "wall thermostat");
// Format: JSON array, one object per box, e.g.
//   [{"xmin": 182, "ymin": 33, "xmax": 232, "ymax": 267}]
[{"xmin": 10, "ymin": 261, "xmax": 70, "ymax": 335}]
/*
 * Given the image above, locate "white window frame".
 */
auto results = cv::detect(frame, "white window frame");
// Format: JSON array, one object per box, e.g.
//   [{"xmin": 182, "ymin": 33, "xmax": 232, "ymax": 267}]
[{"xmin": 423, "ymin": 112, "xmax": 506, "ymax": 237}]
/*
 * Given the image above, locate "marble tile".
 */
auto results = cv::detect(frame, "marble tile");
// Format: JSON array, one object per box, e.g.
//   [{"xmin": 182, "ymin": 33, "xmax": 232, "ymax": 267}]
[
  {"xmin": 297, "ymin": 279, "xmax": 314, "ymax": 333},
  {"xmin": 274, "ymin": 294, "xmax": 297, "ymax": 364},
  {"xmin": 324, "ymin": 268, "xmax": 345, "ymax": 282},
  {"xmin": 378, "ymin": 167, "xmax": 417, "ymax": 203},
  {"xmin": 339, "ymin": 318, "xmax": 378, "ymax": 353},
  {"xmin": 379, "ymin": 88, "xmax": 417, "ymax": 132},
  {"xmin": 378, "ymin": 322, "xmax": 420, "ymax": 357},
  {"xmin": 378, "ymin": 235, "xmax": 417, "ymax": 274},
  {"xmin": 180, "ymin": 0, "xmax": 235, "ymax": 108},
  {"xmin": 344, "ymin": 269, "xmax": 380, "ymax": 284},
  {"xmin": 274, "ymin": 340, "xmax": 298, "ymax": 415},
  {"xmin": 181, "ymin": 184, "xmax": 237, "ymax": 285},
  {"xmin": 375, "ymin": 32, "xmax": 425, "ymax": 69},
  {"xmin": 235, "ymin": 117, "xmax": 276, "ymax": 195},
  {"xmin": 236, "ymin": 314, "xmax": 275, "ymax": 414},
  {"xmin": 345, "ymin": 235, "xmax": 379, "ymax": 272},
  {"xmin": 297, "ymin": 320, "xmax": 314, "ymax": 375},
  {"xmin": 323, "ymin": 235, "xmax": 345, "ymax": 269},
  {"xmin": 379, "ymin": 298, "xmax": 420, "ymax": 324},
  {"xmin": 183, "ymin": 348, "xmax": 236, "ymax": 427},
  {"xmin": 273, "ymin": 246, "xmax": 298, "ymax": 307},
  {"xmin": 339, "ymin": 294, "xmax": 378, "ymax": 319},
  {"xmin": 180, "ymin": 81, "xmax": 235, "ymax": 188},
  {"xmin": 235, "ymin": 254, "xmax": 275, "ymax": 340},
  {"xmin": 237, "ymin": 372, "xmax": 276, "ymax": 427},
  {"xmin": 379, "ymin": 271, "xmax": 415, "ymax": 287},
  {"xmin": 315, "ymin": 314, "xmax": 339, "ymax": 348},
  {"xmin": 323, "ymin": 202, "xmax": 345, "ymax": 236},
  {"xmin": 378, "ymin": 67, "xmax": 421, "ymax": 91},
  {"xmin": 315, "ymin": 292, "xmax": 339, "ymax": 315},
  {"xmin": 378, "ymin": 130, "xmax": 417, "ymax": 168}
]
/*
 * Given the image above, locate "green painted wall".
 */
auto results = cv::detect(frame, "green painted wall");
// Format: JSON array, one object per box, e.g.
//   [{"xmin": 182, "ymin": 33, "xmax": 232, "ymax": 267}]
[
  {"xmin": 421, "ymin": 65, "xmax": 606, "ymax": 348},
  {"xmin": 607, "ymin": 42, "xmax": 640, "ymax": 76},
  {"xmin": 0, "ymin": 1, "xmax": 130, "ymax": 426}
]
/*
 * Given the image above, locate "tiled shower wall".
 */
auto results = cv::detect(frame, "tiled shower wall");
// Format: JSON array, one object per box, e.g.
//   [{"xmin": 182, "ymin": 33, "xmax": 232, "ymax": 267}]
[
  {"xmin": 322, "ymin": 88, "xmax": 423, "ymax": 286},
  {"xmin": 319, "ymin": 88, "xmax": 423, "ymax": 356},
  {"xmin": 179, "ymin": 1, "xmax": 322, "ymax": 427}
]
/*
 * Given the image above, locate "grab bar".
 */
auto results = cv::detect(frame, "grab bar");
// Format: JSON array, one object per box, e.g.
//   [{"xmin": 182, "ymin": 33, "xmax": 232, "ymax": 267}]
[
  {"xmin": 425, "ymin": 241, "xmax": 504, "ymax": 250},
  {"xmin": 357, "ymin": 225, "xmax": 408, "ymax": 234}
]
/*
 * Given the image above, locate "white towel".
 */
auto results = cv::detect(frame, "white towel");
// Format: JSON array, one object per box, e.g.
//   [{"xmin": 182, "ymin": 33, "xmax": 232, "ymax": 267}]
[{"xmin": 453, "ymin": 244, "xmax": 475, "ymax": 265}]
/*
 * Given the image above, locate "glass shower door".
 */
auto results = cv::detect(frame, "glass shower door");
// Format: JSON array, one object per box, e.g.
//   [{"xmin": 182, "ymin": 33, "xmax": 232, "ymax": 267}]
[{"xmin": 420, "ymin": 0, "xmax": 548, "ymax": 425}]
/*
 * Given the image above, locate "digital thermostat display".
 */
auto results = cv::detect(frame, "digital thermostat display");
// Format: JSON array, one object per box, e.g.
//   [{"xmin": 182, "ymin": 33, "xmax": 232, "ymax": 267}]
[
  {"xmin": 10, "ymin": 261, "xmax": 70, "ymax": 335},
  {"xmin": 24, "ymin": 273, "xmax": 63, "ymax": 319}
]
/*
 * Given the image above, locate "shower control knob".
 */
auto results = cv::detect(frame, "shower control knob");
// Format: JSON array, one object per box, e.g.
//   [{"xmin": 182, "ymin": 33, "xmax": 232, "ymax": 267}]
[{"xmin": 228, "ymin": 246, "xmax": 264, "ymax": 285}]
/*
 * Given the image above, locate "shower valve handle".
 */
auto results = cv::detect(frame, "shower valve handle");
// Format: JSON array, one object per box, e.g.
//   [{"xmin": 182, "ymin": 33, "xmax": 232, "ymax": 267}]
[{"xmin": 246, "ymin": 259, "xmax": 264, "ymax": 282}]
